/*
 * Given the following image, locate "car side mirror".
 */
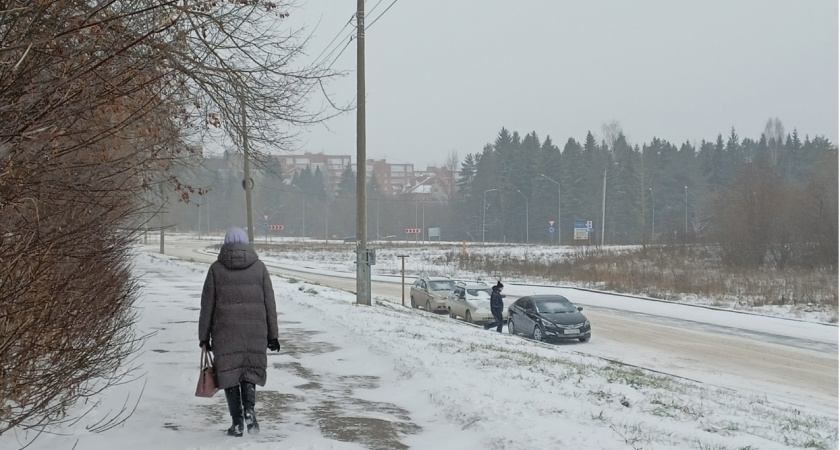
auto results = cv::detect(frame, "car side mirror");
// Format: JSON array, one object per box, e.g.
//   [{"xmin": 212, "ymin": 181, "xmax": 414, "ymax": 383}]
[
  {"xmin": 459, "ymin": 294, "xmax": 466, "ymax": 300},
  {"xmin": 577, "ymin": 306, "xmax": 583, "ymax": 311}
]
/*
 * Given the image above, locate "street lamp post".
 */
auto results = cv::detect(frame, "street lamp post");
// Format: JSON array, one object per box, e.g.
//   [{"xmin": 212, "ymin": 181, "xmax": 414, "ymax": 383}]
[
  {"xmin": 482, "ymin": 188, "xmax": 498, "ymax": 243},
  {"xmin": 421, "ymin": 200, "xmax": 426, "ymax": 243},
  {"xmin": 600, "ymin": 168, "xmax": 607, "ymax": 246},
  {"xmin": 516, "ymin": 189, "xmax": 529, "ymax": 244},
  {"xmin": 325, "ymin": 194, "xmax": 329, "ymax": 243},
  {"xmin": 649, "ymin": 188, "xmax": 655, "ymax": 242},
  {"xmin": 291, "ymin": 184, "xmax": 306, "ymax": 238},
  {"xmin": 539, "ymin": 174, "xmax": 561, "ymax": 245},
  {"xmin": 684, "ymin": 185, "xmax": 688, "ymax": 244}
]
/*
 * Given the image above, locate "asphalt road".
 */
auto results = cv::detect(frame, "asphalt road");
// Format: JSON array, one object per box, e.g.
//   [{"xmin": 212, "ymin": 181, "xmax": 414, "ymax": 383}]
[{"xmin": 154, "ymin": 240, "xmax": 838, "ymax": 413}]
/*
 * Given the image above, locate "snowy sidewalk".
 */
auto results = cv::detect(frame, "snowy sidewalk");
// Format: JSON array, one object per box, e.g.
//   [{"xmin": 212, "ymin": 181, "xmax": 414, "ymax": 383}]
[
  {"xmin": 4, "ymin": 252, "xmax": 426, "ymax": 450},
  {"xmin": 124, "ymin": 252, "xmax": 429, "ymax": 449}
]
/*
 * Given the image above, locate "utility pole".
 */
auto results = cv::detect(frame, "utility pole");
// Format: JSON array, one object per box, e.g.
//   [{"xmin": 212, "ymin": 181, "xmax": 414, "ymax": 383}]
[
  {"xmin": 159, "ymin": 184, "xmax": 167, "ymax": 254},
  {"xmin": 241, "ymin": 95, "xmax": 254, "ymax": 243},
  {"xmin": 355, "ymin": 0, "xmax": 371, "ymax": 306},
  {"xmin": 159, "ymin": 200, "xmax": 165, "ymax": 254}
]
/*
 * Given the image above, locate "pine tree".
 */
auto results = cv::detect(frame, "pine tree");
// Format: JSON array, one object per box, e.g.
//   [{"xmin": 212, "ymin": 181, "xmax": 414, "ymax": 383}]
[{"xmin": 338, "ymin": 164, "xmax": 355, "ymax": 195}]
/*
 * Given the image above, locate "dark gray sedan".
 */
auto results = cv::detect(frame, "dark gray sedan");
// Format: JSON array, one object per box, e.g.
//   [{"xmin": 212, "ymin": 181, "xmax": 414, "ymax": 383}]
[{"xmin": 507, "ymin": 295, "xmax": 591, "ymax": 342}]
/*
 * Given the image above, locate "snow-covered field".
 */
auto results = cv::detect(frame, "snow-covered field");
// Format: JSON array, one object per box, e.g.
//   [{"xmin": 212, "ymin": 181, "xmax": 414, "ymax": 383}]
[
  {"xmin": 2, "ymin": 237, "xmax": 837, "ymax": 450},
  {"xmin": 248, "ymin": 237, "xmax": 837, "ymax": 324}
]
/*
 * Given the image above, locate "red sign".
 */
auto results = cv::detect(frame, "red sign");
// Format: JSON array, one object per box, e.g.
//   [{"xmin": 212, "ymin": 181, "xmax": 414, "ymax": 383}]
[
  {"xmin": 404, "ymin": 228, "xmax": 421, "ymax": 234},
  {"xmin": 269, "ymin": 225, "xmax": 284, "ymax": 230}
]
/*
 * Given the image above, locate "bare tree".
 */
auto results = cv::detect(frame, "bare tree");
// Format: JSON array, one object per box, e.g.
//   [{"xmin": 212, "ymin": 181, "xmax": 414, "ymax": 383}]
[
  {"xmin": 763, "ymin": 117, "xmax": 785, "ymax": 166},
  {"xmin": 708, "ymin": 160, "xmax": 783, "ymax": 267},
  {"xmin": 445, "ymin": 149, "xmax": 459, "ymax": 196},
  {"xmin": 601, "ymin": 120, "xmax": 623, "ymax": 157},
  {"xmin": 0, "ymin": 0, "xmax": 336, "ymax": 441}
]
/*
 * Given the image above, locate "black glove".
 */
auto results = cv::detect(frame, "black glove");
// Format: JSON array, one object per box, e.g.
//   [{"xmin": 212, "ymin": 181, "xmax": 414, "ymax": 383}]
[
  {"xmin": 267, "ymin": 338, "xmax": 280, "ymax": 352},
  {"xmin": 200, "ymin": 340, "xmax": 211, "ymax": 351}
]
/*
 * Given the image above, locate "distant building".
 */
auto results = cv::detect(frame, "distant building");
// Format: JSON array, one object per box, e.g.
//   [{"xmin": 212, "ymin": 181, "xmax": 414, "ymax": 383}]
[
  {"xmin": 277, "ymin": 153, "xmax": 352, "ymax": 194},
  {"xmin": 206, "ymin": 152, "xmax": 453, "ymax": 200},
  {"xmin": 349, "ymin": 159, "xmax": 415, "ymax": 196},
  {"xmin": 402, "ymin": 166, "xmax": 453, "ymax": 202}
]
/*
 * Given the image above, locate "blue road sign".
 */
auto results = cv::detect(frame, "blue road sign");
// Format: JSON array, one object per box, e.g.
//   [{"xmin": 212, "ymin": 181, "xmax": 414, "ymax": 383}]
[
  {"xmin": 549, "ymin": 227, "xmax": 555, "ymax": 233},
  {"xmin": 263, "ymin": 222, "xmax": 269, "ymax": 229}
]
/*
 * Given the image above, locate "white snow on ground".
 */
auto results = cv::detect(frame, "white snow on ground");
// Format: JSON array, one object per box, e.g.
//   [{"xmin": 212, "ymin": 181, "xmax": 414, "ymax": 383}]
[
  {"xmin": 2, "ymin": 244, "xmax": 837, "ymax": 450},
  {"xmin": 244, "ymin": 237, "xmax": 837, "ymax": 324}
]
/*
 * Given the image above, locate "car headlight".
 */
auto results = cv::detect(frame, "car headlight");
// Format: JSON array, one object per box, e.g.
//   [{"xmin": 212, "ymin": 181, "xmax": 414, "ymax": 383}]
[{"xmin": 585, "ymin": 320, "xmax": 590, "ymax": 327}]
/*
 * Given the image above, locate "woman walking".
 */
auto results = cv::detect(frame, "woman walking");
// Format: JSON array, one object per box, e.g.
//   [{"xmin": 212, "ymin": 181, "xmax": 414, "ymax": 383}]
[{"xmin": 198, "ymin": 227, "xmax": 280, "ymax": 437}]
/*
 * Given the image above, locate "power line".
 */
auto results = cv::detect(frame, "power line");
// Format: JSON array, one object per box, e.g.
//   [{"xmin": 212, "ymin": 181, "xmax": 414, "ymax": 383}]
[
  {"xmin": 367, "ymin": 0, "xmax": 386, "ymax": 17},
  {"xmin": 367, "ymin": 0, "xmax": 399, "ymax": 29},
  {"xmin": 310, "ymin": 13, "xmax": 355, "ymax": 68}
]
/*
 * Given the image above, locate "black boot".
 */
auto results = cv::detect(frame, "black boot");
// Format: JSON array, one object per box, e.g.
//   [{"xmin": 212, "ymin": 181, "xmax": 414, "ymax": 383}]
[
  {"xmin": 224, "ymin": 386, "xmax": 244, "ymax": 437},
  {"xmin": 241, "ymin": 381, "xmax": 259, "ymax": 435}
]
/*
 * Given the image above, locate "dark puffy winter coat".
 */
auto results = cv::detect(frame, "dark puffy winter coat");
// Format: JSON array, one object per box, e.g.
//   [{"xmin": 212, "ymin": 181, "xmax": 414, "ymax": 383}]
[
  {"xmin": 490, "ymin": 289, "xmax": 504, "ymax": 311},
  {"xmin": 199, "ymin": 242, "xmax": 278, "ymax": 389}
]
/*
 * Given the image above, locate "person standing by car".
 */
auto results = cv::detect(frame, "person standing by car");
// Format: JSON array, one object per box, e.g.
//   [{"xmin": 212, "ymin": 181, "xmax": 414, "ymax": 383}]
[
  {"xmin": 484, "ymin": 281, "xmax": 505, "ymax": 332},
  {"xmin": 198, "ymin": 227, "xmax": 281, "ymax": 437}
]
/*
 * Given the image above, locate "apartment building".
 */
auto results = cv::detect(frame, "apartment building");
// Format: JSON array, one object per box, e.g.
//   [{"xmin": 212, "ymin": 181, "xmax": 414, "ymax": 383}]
[{"xmin": 277, "ymin": 153, "xmax": 351, "ymax": 194}]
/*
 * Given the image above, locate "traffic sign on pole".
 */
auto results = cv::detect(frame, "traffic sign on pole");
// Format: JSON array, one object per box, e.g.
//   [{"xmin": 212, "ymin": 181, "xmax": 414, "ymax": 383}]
[
  {"xmin": 549, "ymin": 220, "xmax": 555, "ymax": 226},
  {"xmin": 268, "ymin": 225, "xmax": 283, "ymax": 230},
  {"xmin": 549, "ymin": 227, "xmax": 555, "ymax": 233}
]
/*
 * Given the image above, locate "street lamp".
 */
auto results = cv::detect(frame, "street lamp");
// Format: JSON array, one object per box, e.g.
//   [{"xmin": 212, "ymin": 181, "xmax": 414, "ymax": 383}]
[
  {"xmin": 684, "ymin": 185, "xmax": 688, "ymax": 244},
  {"xmin": 649, "ymin": 188, "xmax": 655, "ymax": 242},
  {"xmin": 482, "ymin": 188, "xmax": 498, "ymax": 243},
  {"xmin": 516, "ymin": 189, "xmax": 529, "ymax": 244},
  {"xmin": 421, "ymin": 199, "xmax": 426, "ymax": 243},
  {"xmin": 600, "ymin": 163, "xmax": 618, "ymax": 246},
  {"xmin": 539, "ymin": 174, "xmax": 561, "ymax": 245},
  {"xmin": 290, "ymin": 184, "xmax": 306, "ymax": 238},
  {"xmin": 600, "ymin": 168, "xmax": 607, "ymax": 246}
]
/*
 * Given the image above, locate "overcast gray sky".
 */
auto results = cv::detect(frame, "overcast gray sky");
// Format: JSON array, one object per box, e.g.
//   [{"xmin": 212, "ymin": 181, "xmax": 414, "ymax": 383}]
[{"xmin": 288, "ymin": 0, "xmax": 838, "ymax": 169}]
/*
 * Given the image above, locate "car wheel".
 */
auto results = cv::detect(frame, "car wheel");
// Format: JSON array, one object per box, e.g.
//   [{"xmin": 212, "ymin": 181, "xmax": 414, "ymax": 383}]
[
  {"xmin": 532, "ymin": 326, "xmax": 544, "ymax": 342},
  {"xmin": 579, "ymin": 336, "xmax": 590, "ymax": 343},
  {"xmin": 410, "ymin": 297, "xmax": 416, "ymax": 308},
  {"xmin": 448, "ymin": 308, "xmax": 455, "ymax": 319},
  {"xmin": 465, "ymin": 310, "xmax": 473, "ymax": 324},
  {"xmin": 426, "ymin": 300, "xmax": 432, "ymax": 312},
  {"xmin": 508, "ymin": 319, "xmax": 515, "ymax": 335}
]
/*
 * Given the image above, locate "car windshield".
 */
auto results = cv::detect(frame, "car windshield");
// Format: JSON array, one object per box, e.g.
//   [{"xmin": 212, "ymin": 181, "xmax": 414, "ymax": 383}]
[
  {"xmin": 429, "ymin": 280, "xmax": 455, "ymax": 291},
  {"xmin": 466, "ymin": 288, "xmax": 491, "ymax": 298},
  {"xmin": 535, "ymin": 298, "xmax": 576, "ymax": 313}
]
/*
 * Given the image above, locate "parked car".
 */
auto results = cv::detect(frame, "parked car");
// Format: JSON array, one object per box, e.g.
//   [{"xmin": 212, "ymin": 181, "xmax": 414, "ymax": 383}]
[
  {"xmin": 446, "ymin": 281, "xmax": 509, "ymax": 324},
  {"xmin": 410, "ymin": 276, "xmax": 456, "ymax": 313},
  {"xmin": 507, "ymin": 295, "xmax": 591, "ymax": 342}
]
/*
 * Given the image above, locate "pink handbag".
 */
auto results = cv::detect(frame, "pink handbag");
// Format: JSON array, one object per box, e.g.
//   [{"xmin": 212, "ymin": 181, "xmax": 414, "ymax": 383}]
[{"xmin": 195, "ymin": 348, "xmax": 219, "ymax": 398}]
